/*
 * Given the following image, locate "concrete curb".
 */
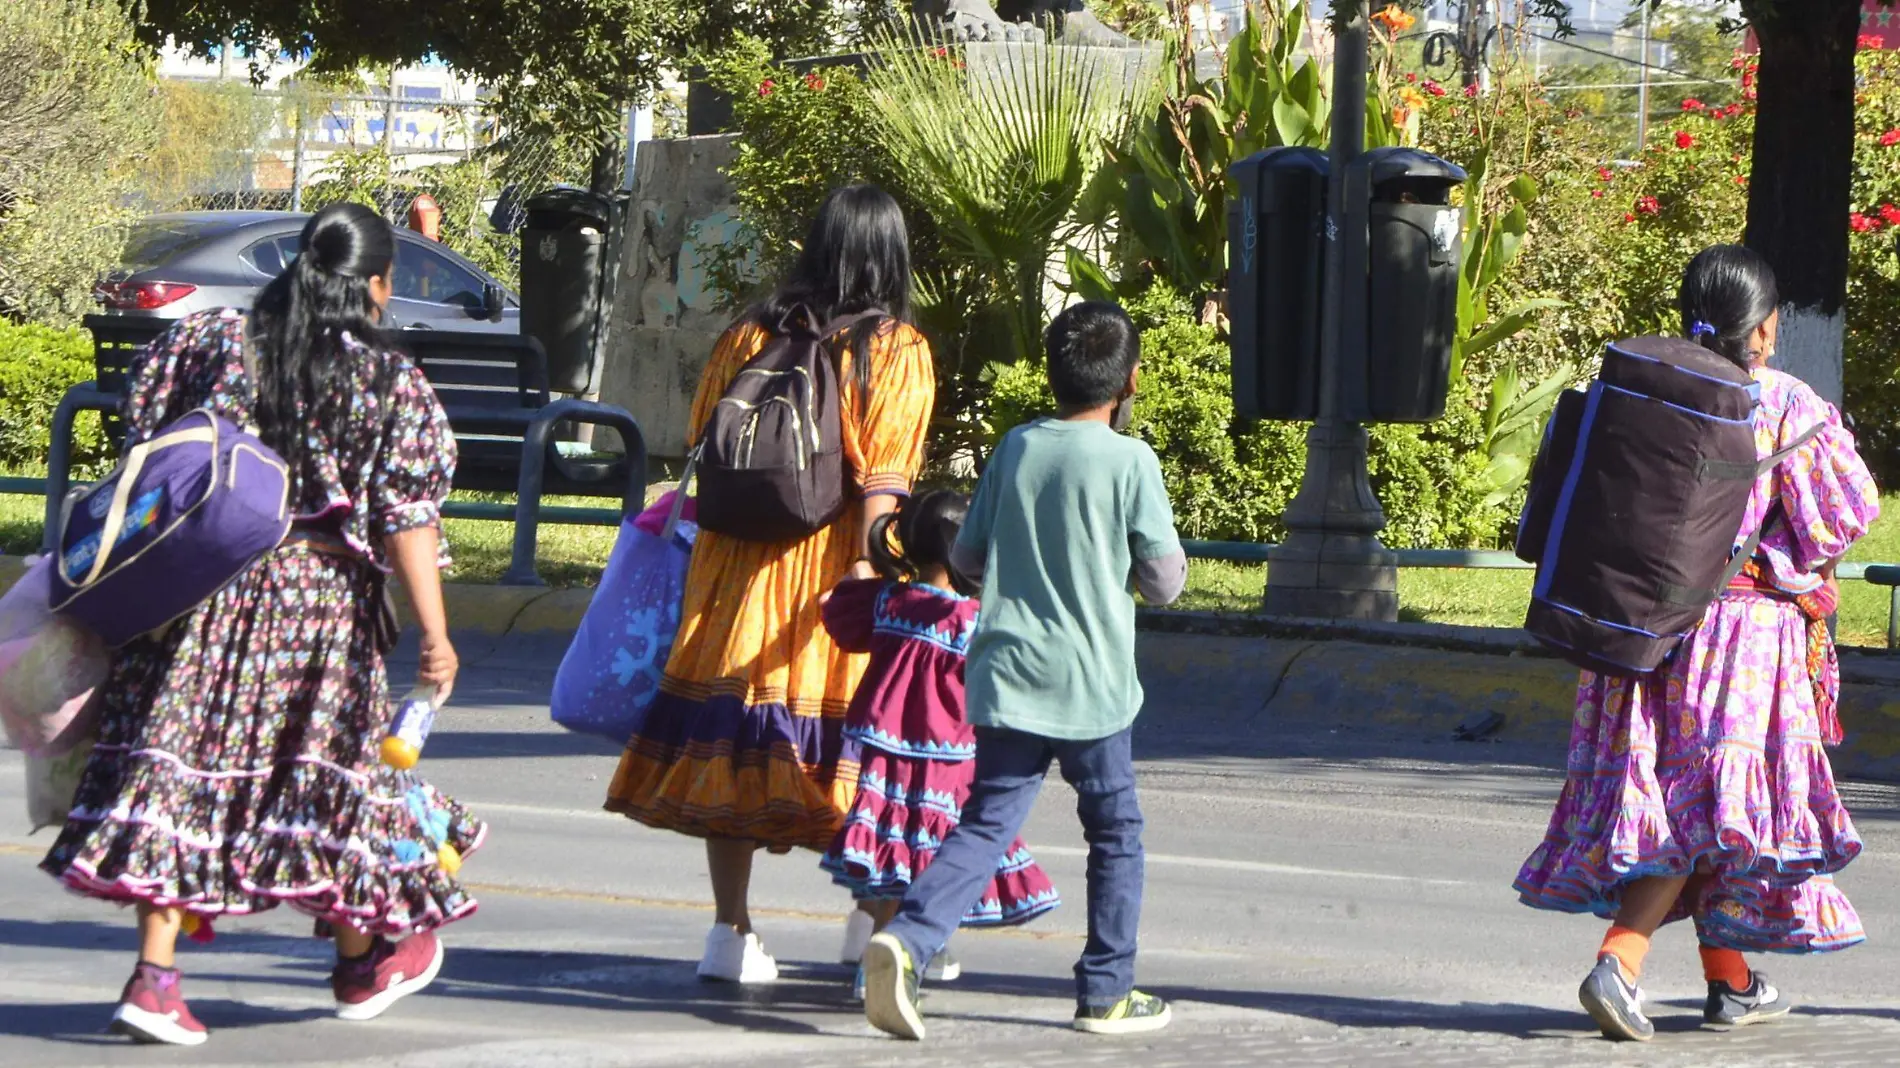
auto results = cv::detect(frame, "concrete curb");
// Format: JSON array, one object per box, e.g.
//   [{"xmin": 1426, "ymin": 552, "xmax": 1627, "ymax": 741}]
[{"xmin": 7, "ymin": 556, "xmax": 1900, "ymax": 780}]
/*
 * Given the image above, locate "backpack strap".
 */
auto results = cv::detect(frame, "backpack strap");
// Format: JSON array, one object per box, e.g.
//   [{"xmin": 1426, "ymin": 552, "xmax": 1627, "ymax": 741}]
[
  {"xmin": 1661, "ymin": 417, "xmax": 1829, "ymax": 606},
  {"xmin": 822, "ymin": 309, "xmax": 889, "ymax": 340},
  {"xmin": 1715, "ymin": 418, "xmax": 1829, "ymax": 590}
]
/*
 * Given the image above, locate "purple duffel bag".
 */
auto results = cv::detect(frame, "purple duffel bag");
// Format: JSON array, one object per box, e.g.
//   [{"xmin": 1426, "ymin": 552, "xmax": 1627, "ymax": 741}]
[{"xmin": 49, "ymin": 408, "xmax": 292, "ymax": 648}]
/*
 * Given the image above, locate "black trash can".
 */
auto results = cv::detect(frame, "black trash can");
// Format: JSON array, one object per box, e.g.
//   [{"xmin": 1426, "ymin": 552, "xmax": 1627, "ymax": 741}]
[
  {"xmin": 1363, "ymin": 148, "xmax": 1466, "ymax": 423},
  {"xmin": 1227, "ymin": 146, "xmax": 1330, "ymax": 421},
  {"xmin": 521, "ymin": 186, "xmax": 613, "ymax": 394}
]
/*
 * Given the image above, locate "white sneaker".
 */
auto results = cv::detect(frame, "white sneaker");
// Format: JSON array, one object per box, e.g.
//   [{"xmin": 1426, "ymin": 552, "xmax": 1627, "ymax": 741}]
[
  {"xmin": 697, "ymin": 925, "xmax": 779, "ymax": 983},
  {"xmin": 841, "ymin": 909, "xmax": 875, "ymax": 965},
  {"xmin": 925, "ymin": 947, "xmax": 961, "ymax": 982}
]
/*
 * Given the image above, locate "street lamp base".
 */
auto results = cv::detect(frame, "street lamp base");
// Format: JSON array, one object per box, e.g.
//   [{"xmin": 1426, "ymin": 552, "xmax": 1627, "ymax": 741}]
[
  {"xmin": 1262, "ymin": 536, "xmax": 1398, "ymax": 621},
  {"xmin": 1262, "ymin": 419, "xmax": 1399, "ymax": 622}
]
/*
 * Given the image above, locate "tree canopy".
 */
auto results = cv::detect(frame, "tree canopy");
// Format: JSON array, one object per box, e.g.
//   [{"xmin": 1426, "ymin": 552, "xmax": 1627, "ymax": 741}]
[{"xmin": 137, "ymin": 0, "xmax": 860, "ymax": 151}]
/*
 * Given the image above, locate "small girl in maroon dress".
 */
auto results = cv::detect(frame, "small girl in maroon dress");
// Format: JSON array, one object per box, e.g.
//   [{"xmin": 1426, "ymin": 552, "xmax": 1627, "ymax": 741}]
[{"xmin": 822, "ymin": 489, "xmax": 1059, "ymax": 996}]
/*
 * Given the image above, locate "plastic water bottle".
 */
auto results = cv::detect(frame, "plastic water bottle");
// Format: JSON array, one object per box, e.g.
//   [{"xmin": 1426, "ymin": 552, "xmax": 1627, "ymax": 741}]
[{"xmin": 380, "ymin": 686, "xmax": 438, "ymax": 770}]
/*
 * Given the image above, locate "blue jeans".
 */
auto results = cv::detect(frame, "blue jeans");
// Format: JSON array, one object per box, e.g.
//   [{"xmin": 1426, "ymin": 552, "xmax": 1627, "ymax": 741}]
[{"xmin": 884, "ymin": 726, "xmax": 1144, "ymax": 1008}]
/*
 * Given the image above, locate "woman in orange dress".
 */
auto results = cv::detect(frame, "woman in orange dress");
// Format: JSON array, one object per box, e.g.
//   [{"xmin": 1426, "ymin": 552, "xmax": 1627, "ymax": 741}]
[{"xmin": 605, "ymin": 185, "xmax": 935, "ymax": 982}]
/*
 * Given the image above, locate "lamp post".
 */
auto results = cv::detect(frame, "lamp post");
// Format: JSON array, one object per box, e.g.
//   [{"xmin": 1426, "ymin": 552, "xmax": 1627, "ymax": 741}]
[{"xmin": 1261, "ymin": 0, "xmax": 1400, "ymax": 621}]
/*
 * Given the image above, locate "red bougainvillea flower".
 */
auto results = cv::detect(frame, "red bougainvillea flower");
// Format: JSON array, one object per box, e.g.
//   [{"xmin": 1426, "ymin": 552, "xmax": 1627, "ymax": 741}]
[
  {"xmin": 1406, "ymin": 72, "xmax": 1417, "ymax": 83},
  {"xmin": 1744, "ymin": 87, "xmax": 1758, "ymax": 102},
  {"xmin": 1624, "ymin": 213, "xmax": 1638, "ymax": 223},
  {"xmin": 933, "ymin": 46, "xmax": 949, "ymax": 59},
  {"xmin": 1464, "ymin": 83, "xmax": 1480, "ymax": 98},
  {"xmin": 1675, "ymin": 130, "xmax": 1697, "ymax": 149},
  {"xmin": 1861, "ymin": 34, "xmax": 1886, "ymax": 50},
  {"xmin": 1598, "ymin": 167, "xmax": 1615, "ymax": 181},
  {"xmin": 804, "ymin": 72, "xmax": 825, "ymax": 91},
  {"xmin": 1681, "ymin": 98, "xmax": 1705, "ymax": 111},
  {"xmin": 1636, "ymin": 196, "xmax": 1662, "ymax": 216},
  {"xmin": 1851, "ymin": 213, "xmax": 1879, "ymax": 233},
  {"xmin": 1592, "ymin": 189, "xmax": 1605, "ymax": 199},
  {"xmin": 1731, "ymin": 54, "xmax": 1747, "ymax": 70},
  {"xmin": 1422, "ymin": 79, "xmax": 1447, "ymax": 97},
  {"xmin": 1882, "ymin": 128, "xmax": 1900, "ymax": 147},
  {"xmin": 1882, "ymin": 204, "xmax": 1900, "ymax": 227},
  {"xmin": 1735, "ymin": 174, "xmax": 1748, "ymax": 186},
  {"xmin": 758, "ymin": 79, "xmax": 775, "ymax": 97}
]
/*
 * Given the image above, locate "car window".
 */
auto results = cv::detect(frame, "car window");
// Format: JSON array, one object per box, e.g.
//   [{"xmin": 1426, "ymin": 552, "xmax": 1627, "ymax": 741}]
[
  {"xmin": 392, "ymin": 242, "xmax": 484, "ymax": 308},
  {"xmin": 120, "ymin": 220, "xmax": 229, "ymax": 270},
  {"xmin": 241, "ymin": 235, "xmax": 302, "ymax": 276}
]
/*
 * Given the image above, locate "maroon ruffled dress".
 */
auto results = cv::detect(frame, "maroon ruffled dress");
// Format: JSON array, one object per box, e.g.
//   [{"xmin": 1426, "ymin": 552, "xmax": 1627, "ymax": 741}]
[{"xmin": 818, "ymin": 579, "xmax": 1058, "ymax": 925}]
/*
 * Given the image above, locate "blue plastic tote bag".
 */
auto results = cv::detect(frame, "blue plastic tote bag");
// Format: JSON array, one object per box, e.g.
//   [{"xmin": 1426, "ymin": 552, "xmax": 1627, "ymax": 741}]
[{"xmin": 550, "ymin": 491, "xmax": 695, "ymax": 743}]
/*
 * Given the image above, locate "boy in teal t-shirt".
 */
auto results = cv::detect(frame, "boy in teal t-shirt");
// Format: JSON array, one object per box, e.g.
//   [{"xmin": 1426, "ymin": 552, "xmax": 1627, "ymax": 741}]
[{"xmin": 862, "ymin": 302, "xmax": 1186, "ymax": 1042}]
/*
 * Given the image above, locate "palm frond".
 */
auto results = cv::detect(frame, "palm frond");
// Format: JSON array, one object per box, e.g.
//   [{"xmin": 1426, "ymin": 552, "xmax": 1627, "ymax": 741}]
[{"xmin": 866, "ymin": 29, "xmax": 1155, "ymax": 360}]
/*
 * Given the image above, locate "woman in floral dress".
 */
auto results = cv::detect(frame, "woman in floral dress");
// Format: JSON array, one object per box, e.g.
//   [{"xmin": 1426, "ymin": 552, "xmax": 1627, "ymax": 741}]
[
  {"xmin": 1515, "ymin": 245, "xmax": 1879, "ymax": 1042},
  {"xmin": 605, "ymin": 185, "xmax": 936, "ymax": 983},
  {"xmin": 41, "ymin": 203, "xmax": 484, "ymax": 1046}
]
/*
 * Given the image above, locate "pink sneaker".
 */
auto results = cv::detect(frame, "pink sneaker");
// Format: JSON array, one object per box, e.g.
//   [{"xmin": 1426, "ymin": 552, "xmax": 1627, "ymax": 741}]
[
  {"xmin": 110, "ymin": 962, "xmax": 209, "ymax": 1046},
  {"xmin": 331, "ymin": 931, "xmax": 445, "ymax": 1021}
]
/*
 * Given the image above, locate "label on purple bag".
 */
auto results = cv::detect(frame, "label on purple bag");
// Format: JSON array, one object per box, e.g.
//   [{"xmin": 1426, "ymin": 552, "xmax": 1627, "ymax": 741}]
[{"xmin": 62, "ymin": 486, "xmax": 166, "ymax": 582}]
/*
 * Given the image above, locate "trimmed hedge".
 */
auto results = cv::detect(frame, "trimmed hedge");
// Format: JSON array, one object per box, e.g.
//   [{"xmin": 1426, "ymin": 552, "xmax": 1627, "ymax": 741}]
[{"xmin": 0, "ymin": 319, "xmax": 110, "ymax": 477}]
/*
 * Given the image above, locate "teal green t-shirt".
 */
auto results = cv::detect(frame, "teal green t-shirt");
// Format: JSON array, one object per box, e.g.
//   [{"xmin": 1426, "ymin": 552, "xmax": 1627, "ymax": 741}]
[{"xmin": 956, "ymin": 418, "xmax": 1182, "ymax": 740}]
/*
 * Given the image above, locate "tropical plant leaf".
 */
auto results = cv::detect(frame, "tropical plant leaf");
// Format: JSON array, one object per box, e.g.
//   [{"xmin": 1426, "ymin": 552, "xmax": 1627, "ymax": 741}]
[
  {"xmin": 1464, "ymin": 297, "xmax": 1564, "ymax": 360},
  {"xmin": 1271, "ymin": 95, "xmax": 1314, "ymax": 148},
  {"xmin": 866, "ymin": 29, "xmax": 1148, "ymax": 360},
  {"xmin": 1064, "ymin": 246, "xmax": 1118, "ymax": 303}
]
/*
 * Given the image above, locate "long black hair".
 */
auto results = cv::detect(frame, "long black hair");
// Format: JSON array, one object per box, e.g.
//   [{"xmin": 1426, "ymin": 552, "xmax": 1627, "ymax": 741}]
[
  {"xmin": 1679, "ymin": 244, "xmax": 1779, "ymax": 369},
  {"xmin": 248, "ymin": 203, "xmax": 398, "ymax": 476},
  {"xmin": 868, "ymin": 488, "xmax": 976, "ymax": 597},
  {"xmin": 755, "ymin": 184, "xmax": 912, "ymax": 392}
]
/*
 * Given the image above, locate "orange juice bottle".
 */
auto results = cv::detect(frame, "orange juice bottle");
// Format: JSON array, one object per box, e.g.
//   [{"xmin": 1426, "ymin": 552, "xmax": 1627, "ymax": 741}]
[{"xmin": 379, "ymin": 686, "xmax": 438, "ymax": 770}]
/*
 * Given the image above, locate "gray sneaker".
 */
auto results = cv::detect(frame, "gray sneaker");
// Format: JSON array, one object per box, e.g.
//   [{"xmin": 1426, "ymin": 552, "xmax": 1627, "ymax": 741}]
[
  {"xmin": 1073, "ymin": 990, "xmax": 1173, "ymax": 1035},
  {"xmin": 1705, "ymin": 971, "xmax": 1793, "ymax": 1028},
  {"xmin": 1579, "ymin": 954, "xmax": 1654, "ymax": 1042}
]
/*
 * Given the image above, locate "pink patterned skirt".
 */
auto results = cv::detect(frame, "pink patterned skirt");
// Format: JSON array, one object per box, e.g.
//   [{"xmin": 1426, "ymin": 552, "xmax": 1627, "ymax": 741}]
[{"xmin": 1515, "ymin": 590, "xmax": 1864, "ymax": 953}]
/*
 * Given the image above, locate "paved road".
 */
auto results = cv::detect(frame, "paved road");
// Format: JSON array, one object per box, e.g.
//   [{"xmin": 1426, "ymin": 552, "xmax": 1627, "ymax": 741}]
[{"xmin": 4, "ymin": 636, "xmax": 1900, "ymax": 1066}]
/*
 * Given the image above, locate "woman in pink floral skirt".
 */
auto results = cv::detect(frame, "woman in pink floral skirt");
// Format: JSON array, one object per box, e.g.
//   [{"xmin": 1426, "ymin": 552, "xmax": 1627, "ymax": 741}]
[{"xmin": 1515, "ymin": 245, "xmax": 1879, "ymax": 1043}]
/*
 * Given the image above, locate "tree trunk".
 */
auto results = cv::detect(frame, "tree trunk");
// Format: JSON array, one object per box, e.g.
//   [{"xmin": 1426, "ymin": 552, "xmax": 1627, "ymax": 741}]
[
  {"xmin": 1741, "ymin": 0, "xmax": 1862, "ymax": 405},
  {"xmin": 589, "ymin": 129, "xmax": 625, "ymax": 196}
]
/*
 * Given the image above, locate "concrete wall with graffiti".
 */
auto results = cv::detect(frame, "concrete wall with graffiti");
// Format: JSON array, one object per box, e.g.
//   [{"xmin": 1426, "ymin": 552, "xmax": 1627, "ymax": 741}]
[{"xmin": 601, "ymin": 136, "xmax": 746, "ymax": 461}]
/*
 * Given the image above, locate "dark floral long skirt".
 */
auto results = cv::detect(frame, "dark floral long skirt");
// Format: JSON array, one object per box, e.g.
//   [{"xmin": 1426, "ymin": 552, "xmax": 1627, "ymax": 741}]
[{"xmin": 40, "ymin": 546, "xmax": 485, "ymax": 936}]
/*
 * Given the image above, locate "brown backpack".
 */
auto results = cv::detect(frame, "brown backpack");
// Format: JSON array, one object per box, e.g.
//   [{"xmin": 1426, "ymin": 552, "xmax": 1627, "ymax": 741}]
[{"xmin": 691, "ymin": 306, "xmax": 885, "ymax": 542}]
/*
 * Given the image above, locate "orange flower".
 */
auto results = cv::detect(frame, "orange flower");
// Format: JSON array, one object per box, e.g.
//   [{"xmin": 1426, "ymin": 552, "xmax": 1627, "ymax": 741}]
[{"xmin": 1371, "ymin": 4, "xmax": 1417, "ymax": 35}]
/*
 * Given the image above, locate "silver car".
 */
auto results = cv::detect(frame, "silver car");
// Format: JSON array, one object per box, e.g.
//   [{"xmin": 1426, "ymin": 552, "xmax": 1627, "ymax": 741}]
[{"xmin": 95, "ymin": 211, "xmax": 520, "ymax": 332}]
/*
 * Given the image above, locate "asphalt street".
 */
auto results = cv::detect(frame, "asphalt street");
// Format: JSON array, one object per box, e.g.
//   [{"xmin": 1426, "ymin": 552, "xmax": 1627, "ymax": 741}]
[{"xmin": 4, "ymin": 638, "xmax": 1900, "ymax": 1067}]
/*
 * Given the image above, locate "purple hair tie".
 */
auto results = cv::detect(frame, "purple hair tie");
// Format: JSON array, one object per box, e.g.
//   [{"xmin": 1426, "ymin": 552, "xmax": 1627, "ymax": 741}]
[{"xmin": 1690, "ymin": 320, "xmax": 1718, "ymax": 338}]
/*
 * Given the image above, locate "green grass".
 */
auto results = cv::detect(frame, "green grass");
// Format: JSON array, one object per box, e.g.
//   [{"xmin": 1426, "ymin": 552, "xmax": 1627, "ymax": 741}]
[{"xmin": 4, "ymin": 488, "xmax": 1897, "ymax": 646}]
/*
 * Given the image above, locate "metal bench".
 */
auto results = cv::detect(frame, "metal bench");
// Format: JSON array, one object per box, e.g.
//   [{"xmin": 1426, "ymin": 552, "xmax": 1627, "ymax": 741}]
[
  {"xmin": 46, "ymin": 317, "xmax": 645, "ymax": 586},
  {"xmin": 405, "ymin": 330, "xmax": 645, "ymax": 584}
]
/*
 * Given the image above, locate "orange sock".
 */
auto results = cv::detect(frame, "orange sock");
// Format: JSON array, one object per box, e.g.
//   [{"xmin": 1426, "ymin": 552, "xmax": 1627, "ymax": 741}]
[
  {"xmin": 1599, "ymin": 925, "xmax": 1651, "ymax": 984},
  {"xmin": 1699, "ymin": 945, "xmax": 1751, "ymax": 991}
]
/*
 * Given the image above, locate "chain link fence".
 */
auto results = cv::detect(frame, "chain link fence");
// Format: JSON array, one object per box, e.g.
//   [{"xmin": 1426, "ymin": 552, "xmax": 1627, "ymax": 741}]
[{"xmin": 139, "ymin": 80, "xmax": 599, "ymax": 286}]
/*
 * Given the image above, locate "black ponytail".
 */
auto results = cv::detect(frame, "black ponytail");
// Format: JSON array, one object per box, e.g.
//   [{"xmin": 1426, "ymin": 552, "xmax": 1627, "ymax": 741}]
[
  {"xmin": 866, "ymin": 488, "xmax": 976, "ymax": 596},
  {"xmin": 1678, "ymin": 244, "xmax": 1779, "ymax": 370},
  {"xmin": 249, "ymin": 202, "xmax": 398, "ymax": 478}
]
